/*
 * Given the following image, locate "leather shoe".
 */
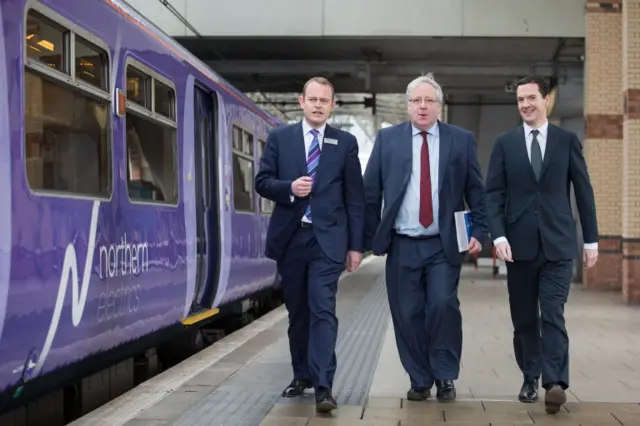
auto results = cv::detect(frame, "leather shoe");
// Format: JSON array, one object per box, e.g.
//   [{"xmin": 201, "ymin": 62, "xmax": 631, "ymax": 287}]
[
  {"xmin": 282, "ymin": 379, "xmax": 313, "ymax": 397},
  {"xmin": 518, "ymin": 378, "xmax": 538, "ymax": 403},
  {"xmin": 435, "ymin": 379, "xmax": 456, "ymax": 402},
  {"xmin": 407, "ymin": 387, "xmax": 431, "ymax": 401},
  {"xmin": 544, "ymin": 384, "xmax": 566, "ymax": 415},
  {"xmin": 315, "ymin": 388, "xmax": 337, "ymax": 413}
]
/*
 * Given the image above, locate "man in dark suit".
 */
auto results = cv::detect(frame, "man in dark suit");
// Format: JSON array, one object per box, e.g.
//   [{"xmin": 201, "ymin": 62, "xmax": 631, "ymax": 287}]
[
  {"xmin": 363, "ymin": 73, "xmax": 488, "ymax": 403},
  {"xmin": 485, "ymin": 75, "xmax": 599, "ymax": 414},
  {"xmin": 255, "ymin": 77, "xmax": 365, "ymax": 413}
]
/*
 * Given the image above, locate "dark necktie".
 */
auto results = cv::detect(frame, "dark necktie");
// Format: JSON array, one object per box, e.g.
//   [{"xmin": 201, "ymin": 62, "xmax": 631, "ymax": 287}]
[
  {"xmin": 530, "ymin": 129, "xmax": 542, "ymax": 180},
  {"xmin": 419, "ymin": 131, "xmax": 433, "ymax": 228}
]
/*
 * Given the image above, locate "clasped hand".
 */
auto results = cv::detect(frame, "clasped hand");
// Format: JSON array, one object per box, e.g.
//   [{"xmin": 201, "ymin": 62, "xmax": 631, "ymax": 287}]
[
  {"xmin": 468, "ymin": 237, "xmax": 482, "ymax": 254},
  {"xmin": 292, "ymin": 176, "xmax": 313, "ymax": 197}
]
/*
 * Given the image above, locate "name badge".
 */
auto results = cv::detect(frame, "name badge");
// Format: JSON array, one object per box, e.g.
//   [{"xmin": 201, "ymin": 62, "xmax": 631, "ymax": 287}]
[{"xmin": 324, "ymin": 138, "xmax": 338, "ymax": 145}]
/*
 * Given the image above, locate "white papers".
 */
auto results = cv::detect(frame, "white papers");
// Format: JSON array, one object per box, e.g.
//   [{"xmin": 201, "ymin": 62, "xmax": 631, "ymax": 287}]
[{"xmin": 454, "ymin": 210, "xmax": 472, "ymax": 252}]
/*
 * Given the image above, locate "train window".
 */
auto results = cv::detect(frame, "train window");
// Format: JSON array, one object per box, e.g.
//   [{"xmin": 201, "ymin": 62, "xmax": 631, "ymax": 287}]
[
  {"xmin": 126, "ymin": 66, "xmax": 150, "ymax": 109},
  {"xmin": 232, "ymin": 126, "xmax": 242, "ymax": 151},
  {"xmin": 154, "ymin": 80, "xmax": 175, "ymax": 120},
  {"xmin": 232, "ymin": 125, "xmax": 254, "ymax": 212},
  {"xmin": 125, "ymin": 113, "xmax": 178, "ymax": 204},
  {"xmin": 75, "ymin": 35, "xmax": 108, "ymax": 90},
  {"xmin": 124, "ymin": 64, "xmax": 178, "ymax": 205},
  {"xmin": 242, "ymin": 131, "xmax": 253, "ymax": 156},
  {"xmin": 24, "ymin": 72, "xmax": 111, "ymax": 196},
  {"xmin": 257, "ymin": 139, "xmax": 274, "ymax": 214},
  {"xmin": 24, "ymin": 9, "xmax": 112, "ymax": 198},
  {"xmin": 25, "ymin": 10, "xmax": 68, "ymax": 74}
]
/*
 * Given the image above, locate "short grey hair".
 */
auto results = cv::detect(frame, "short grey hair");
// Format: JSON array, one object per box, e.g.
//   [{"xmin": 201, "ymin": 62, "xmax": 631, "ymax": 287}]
[{"xmin": 406, "ymin": 73, "xmax": 444, "ymax": 104}]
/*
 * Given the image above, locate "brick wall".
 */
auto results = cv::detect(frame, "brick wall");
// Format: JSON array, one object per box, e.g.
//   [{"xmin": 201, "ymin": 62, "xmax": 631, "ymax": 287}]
[
  {"xmin": 583, "ymin": 1, "xmax": 623, "ymax": 290},
  {"xmin": 622, "ymin": 0, "xmax": 640, "ymax": 302}
]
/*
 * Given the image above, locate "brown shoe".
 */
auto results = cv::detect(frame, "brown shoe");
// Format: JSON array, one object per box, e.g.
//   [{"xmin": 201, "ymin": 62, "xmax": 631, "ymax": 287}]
[{"xmin": 544, "ymin": 385, "xmax": 566, "ymax": 414}]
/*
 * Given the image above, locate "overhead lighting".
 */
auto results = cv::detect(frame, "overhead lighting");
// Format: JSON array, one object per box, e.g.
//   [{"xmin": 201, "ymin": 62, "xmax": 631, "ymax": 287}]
[{"xmin": 36, "ymin": 40, "xmax": 54, "ymax": 51}]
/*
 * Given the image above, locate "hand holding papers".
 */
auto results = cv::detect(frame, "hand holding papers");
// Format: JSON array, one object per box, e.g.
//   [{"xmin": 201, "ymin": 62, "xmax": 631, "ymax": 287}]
[{"xmin": 455, "ymin": 210, "xmax": 480, "ymax": 253}]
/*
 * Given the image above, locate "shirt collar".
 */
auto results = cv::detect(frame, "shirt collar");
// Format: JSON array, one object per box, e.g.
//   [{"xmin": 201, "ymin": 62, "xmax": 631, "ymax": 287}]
[
  {"xmin": 523, "ymin": 120, "xmax": 548, "ymax": 138},
  {"xmin": 412, "ymin": 121, "xmax": 439, "ymax": 137},
  {"xmin": 302, "ymin": 119, "xmax": 326, "ymax": 138}
]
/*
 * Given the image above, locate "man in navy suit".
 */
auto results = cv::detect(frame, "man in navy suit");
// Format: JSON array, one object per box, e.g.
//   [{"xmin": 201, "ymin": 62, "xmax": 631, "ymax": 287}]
[
  {"xmin": 363, "ymin": 73, "xmax": 488, "ymax": 402},
  {"xmin": 255, "ymin": 77, "xmax": 365, "ymax": 412},
  {"xmin": 485, "ymin": 75, "xmax": 598, "ymax": 414}
]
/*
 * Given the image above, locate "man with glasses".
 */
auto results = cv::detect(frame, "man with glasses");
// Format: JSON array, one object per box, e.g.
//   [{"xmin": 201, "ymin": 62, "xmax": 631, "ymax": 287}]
[
  {"xmin": 255, "ymin": 77, "xmax": 365, "ymax": 413},
  {"xmin": 363, "ymin": 74, "xmax": 488, "ymax": 402}
]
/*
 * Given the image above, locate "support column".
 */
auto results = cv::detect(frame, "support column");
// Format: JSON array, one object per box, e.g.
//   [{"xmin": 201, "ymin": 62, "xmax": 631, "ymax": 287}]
[
  {"xmin": 622, "ymin": 0, "xmax": 640, "ymax": 302},
  {"xmin": 583, "ymin": 0, "xmax": 623, "ymax": 290}
]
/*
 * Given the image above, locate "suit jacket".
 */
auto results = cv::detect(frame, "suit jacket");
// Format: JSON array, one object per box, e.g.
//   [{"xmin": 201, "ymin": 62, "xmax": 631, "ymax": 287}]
[
  {"xmin": 484, "ymin": 123, "xmax": 598, "ymax": 261},
  {"xmin": 363, "ymin": 120, "xmax": 488, "ymax": 266},
  {"xmin": 255, "ymin": 121, "xmax": 365, "ymax": 264}
]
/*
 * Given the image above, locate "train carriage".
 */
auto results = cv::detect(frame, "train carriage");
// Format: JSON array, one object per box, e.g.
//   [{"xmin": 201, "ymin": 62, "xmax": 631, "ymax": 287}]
[{"xmin": 0, "ymin": 0, "xmax": 280, "ymax": 411}]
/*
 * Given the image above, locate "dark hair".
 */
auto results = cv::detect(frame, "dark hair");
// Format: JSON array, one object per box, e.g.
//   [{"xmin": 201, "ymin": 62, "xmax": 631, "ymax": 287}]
[
  {"xmin": 516, "ymin": 75, "xmax": 550, "ymax": 97},
  {"xmin": 302, "ymin": 76, "xmax": 335, "ymax": 99}
]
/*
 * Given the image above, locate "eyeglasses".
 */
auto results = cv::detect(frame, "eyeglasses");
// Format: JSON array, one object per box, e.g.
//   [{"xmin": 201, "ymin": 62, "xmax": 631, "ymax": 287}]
[{"xmin": 408, "ymin": 97, "xmax": 439, "ymax": 106}]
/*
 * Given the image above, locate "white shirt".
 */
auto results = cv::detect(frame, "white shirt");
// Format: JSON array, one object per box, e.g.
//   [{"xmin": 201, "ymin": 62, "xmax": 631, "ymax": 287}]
[
  {"xmin": 493, "ymin": 120, "xmax": 597, "ymax": 250},
  {"xmin": 394, "ymin": 122, "xmax": 440, "ymax": 236},
  {"xmin": 302, "ymin": 119, "xmax": 325, "ymax": 154},
  {"xmin": 523, "ymin": 120, "xmax": 548, "ymax": 161}
]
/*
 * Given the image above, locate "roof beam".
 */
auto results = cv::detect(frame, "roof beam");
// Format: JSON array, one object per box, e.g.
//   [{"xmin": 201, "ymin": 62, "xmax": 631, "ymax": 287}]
[{"xmin": 205, "ymin": 60, "xmax": 582, "ymax": 78}]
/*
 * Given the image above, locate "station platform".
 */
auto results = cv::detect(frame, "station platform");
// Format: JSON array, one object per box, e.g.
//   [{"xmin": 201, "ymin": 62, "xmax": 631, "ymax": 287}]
[{"xmin": 70, "ymin": 256, "xmax": 640, "ymax": 426}]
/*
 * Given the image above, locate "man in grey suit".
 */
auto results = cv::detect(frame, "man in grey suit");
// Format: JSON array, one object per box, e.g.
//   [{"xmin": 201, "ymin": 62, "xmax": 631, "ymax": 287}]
[{"xmin": 363, "ymin": 74, "xmax": 488, "ymax": 402}]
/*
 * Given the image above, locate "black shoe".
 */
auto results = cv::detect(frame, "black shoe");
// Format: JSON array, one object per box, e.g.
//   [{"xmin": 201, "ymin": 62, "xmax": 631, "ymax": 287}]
[
  {"xmin": 315, "ymin": 388, "xmax": 337, "ymax": 413},
  {"xmin": 544, "ymin": 384, "xmax": 566, "ymax": 415},
  {"xmin": 282, "ymin": 379, "xmax": 313, "ymax": 397},
  {"xmin": 435, "ymin": 379, "xmax": 456, "ymax": 402},
  {"xmin": 518, "ymin": 378, "xmax": 539, "ymax": 403},
  {"xmin": 407, "ymin": 387, "xmax": 431, "ymax": 401}
]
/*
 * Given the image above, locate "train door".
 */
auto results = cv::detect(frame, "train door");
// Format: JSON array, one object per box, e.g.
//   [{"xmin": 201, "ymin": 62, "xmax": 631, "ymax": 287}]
[{"xmin": 189, "ymin": 85, "xmax": 219, "ymax": 314}]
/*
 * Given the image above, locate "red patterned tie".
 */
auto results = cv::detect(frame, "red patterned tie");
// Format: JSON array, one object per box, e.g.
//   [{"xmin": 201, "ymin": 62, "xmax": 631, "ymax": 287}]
[{"xmin": 419, "ymin": 131, "xmax": 433, "ymax": 228}]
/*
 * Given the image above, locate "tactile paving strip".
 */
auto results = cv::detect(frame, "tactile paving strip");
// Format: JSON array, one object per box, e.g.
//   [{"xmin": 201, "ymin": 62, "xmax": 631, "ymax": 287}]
[
  {"xmin": 169, "ymin": 265, "xmax": 389, "ymax": 425},
  {"xmin": 332, "ymin": 275, "xmax": 389, "ymax": 406}
]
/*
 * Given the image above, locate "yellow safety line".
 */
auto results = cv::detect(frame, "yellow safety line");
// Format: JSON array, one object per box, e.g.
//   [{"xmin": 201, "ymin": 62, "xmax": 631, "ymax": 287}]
[{"xmin": 181, "ymin": 308, "xmax": 220, "ymax": 325}]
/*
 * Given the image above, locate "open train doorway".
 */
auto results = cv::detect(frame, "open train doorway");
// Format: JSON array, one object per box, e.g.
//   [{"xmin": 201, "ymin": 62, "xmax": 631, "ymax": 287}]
[{"xmin": 189, "ymin": 84, "xmax": 220, "ymax": 315}]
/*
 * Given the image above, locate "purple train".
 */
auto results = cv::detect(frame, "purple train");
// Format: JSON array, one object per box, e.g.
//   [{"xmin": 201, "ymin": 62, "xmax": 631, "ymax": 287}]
[{"xmin": 0, "ymin": 0, "xmax": 282, "ymax": 410}]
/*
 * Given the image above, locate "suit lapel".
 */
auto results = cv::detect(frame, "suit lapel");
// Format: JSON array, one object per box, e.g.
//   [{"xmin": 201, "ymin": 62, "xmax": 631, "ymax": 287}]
[
  {"xmin": 291, "ymin": 122, "xmax": 307, "ymax": 176},
  {"xmin": 516, "ymin": 125, "xmax": 537, "ymax": 182},
  {"xmin": 437, "ymin": 121, "xmax": 451, "ymax": 192},
  {"xmin": 387, "ymin": 122, "xmax": 413, "ymax": 208},
  {"xmin": 312, "ymin": 124, "xmax": 337, "ymax": 189},
  {"xmin": 400, "ymin": 122, "xmax": 413, "ymax": 183},
  {"xmin": 540, "ymin": 124, "xmax": 557, "ymax": 179}
]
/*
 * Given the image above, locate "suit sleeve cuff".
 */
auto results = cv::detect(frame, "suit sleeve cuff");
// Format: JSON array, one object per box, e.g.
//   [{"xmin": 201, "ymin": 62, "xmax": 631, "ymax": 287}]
[
  {"xmin": 493, "ymin": 236, "xmax": 508, "ymax": 246},
  {"xmin": 584, "ymin": 242, "xmax": 598, "ymax": 250}
]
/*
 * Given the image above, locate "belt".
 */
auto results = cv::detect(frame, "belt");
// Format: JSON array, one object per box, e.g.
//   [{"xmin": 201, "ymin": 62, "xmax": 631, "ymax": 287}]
[
  {"xmin": 395, "ymin": 231, "xmax": 438, "ymax": 240},
  {"xmin": 300, "ymin": 222, "xmax": 312, "ymax": 228}
]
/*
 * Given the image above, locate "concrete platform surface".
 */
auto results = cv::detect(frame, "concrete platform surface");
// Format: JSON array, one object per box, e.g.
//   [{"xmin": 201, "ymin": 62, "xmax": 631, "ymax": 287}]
[{"xmin": 69, "ymin": 256, "xmax": 640, "ymax": 426}]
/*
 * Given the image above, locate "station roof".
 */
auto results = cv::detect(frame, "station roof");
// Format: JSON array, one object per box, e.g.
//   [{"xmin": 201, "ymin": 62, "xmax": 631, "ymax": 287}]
[{"xmin": 178, "ymin": 35, "xmax": 584, "ymax": 121}]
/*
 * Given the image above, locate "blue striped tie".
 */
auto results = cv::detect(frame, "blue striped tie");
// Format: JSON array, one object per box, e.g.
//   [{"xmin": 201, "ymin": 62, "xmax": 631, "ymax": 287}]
[{"xmin": 304, "ymin": 129, "xmax": 320, "ymax": 221}]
